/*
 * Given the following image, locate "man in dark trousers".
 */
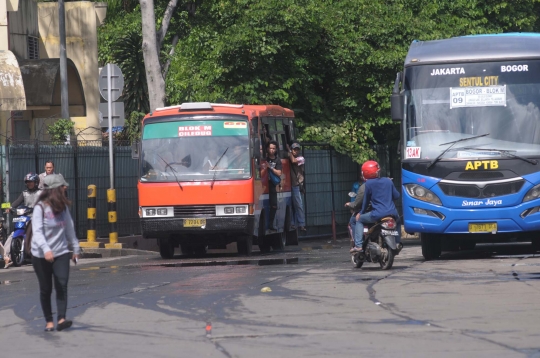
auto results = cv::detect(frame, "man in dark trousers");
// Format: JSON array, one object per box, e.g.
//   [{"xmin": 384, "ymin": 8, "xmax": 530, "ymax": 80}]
[{"xmin": 264, "ymin": 140, "xmax": 282, "ymax": 231}]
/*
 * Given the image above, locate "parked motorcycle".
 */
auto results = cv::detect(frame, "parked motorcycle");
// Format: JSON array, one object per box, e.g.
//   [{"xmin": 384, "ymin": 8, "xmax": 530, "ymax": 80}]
[
  {"xmin": 10, "ymin": 205, "xmax": 33, "ymax": 267},
  {"xmin": 351, "ymin": 216, "xmax": 402, "ymax": 270}
]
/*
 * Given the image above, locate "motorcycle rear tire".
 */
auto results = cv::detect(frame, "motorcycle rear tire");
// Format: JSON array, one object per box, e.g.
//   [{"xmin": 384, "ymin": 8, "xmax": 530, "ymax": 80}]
[
  {"xmin": 10, "ymin": 236, "xmax": 24, "ymax": 267},
  {"xmin": 379, "ymin": 241, "xmax": 394, "ymax": 270}
]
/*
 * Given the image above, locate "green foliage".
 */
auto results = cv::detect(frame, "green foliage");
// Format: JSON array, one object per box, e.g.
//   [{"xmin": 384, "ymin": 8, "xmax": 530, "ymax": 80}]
[
  {"xmin": 47, "ymin": 119, "xmax": 74, "ymax": 145},
  {"xmin": 114, "ymin": 32, "xmax": 150, "ymax": 114},
  {"xmin": 100, "ymin": 0, "xmax": 540, "ymax": 162}
]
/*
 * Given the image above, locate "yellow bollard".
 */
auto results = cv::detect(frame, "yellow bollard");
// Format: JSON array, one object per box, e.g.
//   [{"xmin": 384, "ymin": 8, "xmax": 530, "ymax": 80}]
[
  {"xmin": 80, "ymin": 185, "xmax": 101, "ymax": 248},
  {"xmin": 104, "ymin": 188, "xmax": 122, "ymax": 249}
]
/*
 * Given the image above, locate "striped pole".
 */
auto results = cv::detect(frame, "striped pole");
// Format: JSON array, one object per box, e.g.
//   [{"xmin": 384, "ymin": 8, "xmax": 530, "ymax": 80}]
[
  {"xmin": 105, "ymin": 188, "xmax": 122, "ymax": 248},
  {"xmin": 79, "ymin": 185, "xmax": 100, "ymax": 248}
]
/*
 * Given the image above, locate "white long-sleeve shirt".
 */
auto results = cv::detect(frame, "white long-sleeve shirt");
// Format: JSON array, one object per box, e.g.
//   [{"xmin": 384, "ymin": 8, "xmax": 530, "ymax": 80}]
[{"xmin": 31, "ymin": 202, "xmax": 80, "ymax": 258}]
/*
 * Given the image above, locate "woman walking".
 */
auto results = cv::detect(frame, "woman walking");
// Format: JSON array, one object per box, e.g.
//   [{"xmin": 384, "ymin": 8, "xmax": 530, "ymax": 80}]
[{"xmin": 31, "ymin": 174, "xmax": 80, "ymax": 332}]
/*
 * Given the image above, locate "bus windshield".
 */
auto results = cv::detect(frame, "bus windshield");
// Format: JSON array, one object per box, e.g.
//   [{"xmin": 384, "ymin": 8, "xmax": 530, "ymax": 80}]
[
  {"xmin": 140, "ymin": 119, "xmax": 251, "ymax": 182},
  {"xmin": 403, "ymin": 60, "xmax": 540, "ymax": 161}
]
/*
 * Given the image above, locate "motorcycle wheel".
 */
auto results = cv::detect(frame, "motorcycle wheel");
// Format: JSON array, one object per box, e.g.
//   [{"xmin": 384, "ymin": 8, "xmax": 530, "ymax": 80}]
[
  {"xmin": 10, "ymin": 236, "xmax": 24, "ymax": 267},
  {"xmin": 379, "ymin": 241, "xmax": 394, "ymax": 270},
  {"xmin": 351, "ymin": 253, "xmax": 363, "ymax": 268}
]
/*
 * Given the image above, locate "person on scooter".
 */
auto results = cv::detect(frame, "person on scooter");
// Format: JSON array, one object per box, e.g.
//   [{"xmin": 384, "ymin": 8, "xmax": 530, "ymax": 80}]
[
  {"xmin": 3, "ymin": 173, "xmax": 42, "ymax": 268},
  {"xmin": 345, "ymin": 173, "xmax": 366, "ymax": 244},
  {"xmin": 350, "ymin": 160, "xmax": 401, "ymax": 253}
]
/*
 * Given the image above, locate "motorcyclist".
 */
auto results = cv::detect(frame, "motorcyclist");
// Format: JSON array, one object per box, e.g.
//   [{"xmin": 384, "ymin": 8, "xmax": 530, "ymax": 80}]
[
  {"xmin": 3, "ymin": 173, "xmax": 41, "ymax": 268},
  {"xmin": 350, "ymin": 161, "xmax": 401, "ymax": 253},
  {"xmin": 345, "ymin": 174, "xmax": 365, "ymax": 243}
]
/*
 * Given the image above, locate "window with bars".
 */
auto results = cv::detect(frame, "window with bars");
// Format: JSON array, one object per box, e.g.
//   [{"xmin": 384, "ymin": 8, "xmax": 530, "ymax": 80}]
[{"xmin": 27, "ymin": 36, "xmax": 39, "ymax": 59}]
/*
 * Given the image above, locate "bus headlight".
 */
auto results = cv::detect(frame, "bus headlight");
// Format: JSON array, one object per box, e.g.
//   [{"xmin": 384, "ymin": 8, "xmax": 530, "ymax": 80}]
[
  {"xmin": 141, "ymin": 207, "xmax": 174, "ymax": 218},
  {"xmin": 523, "ymin": 184, "xmax": 540, "ymax": 202},
  {"xmin": 405, "ymin": 184, "xmax": 442, "ymax": 205},
  {"xmin": 216, "ymin": 205, "xmax": 249, "ymax": 215}
]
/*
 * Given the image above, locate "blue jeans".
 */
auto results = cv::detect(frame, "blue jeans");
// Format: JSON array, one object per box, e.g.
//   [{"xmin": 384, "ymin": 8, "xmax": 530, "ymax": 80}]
[
  {"xmin": 291, "ymin": 186, "xmax": 305, "ymax": 227},
  {"xmin": 350, "ymin": 212, "xmax": 375, "ymax": 248}
]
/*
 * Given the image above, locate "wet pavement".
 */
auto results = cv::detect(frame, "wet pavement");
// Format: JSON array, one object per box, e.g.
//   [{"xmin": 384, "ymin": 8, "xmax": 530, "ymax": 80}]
[{"xmin": 1, "ymin": 238, "xmax": 540, "ymax": 357}]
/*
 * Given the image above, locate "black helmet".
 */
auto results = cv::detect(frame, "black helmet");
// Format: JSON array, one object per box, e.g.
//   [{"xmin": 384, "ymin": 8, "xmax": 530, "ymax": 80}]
[{"xmin": 24, "ymin": 172, "xmax": 40, "ymax": 185}]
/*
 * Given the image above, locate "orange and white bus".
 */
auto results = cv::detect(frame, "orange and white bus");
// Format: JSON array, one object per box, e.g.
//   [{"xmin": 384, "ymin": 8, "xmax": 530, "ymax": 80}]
[{"xmin": 137, "ymin": 102, "xmax": 299, "ymax": 258}]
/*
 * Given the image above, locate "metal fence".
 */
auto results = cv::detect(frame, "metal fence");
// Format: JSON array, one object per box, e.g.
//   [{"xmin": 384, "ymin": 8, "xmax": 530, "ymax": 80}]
[
  {"xmin": 2, "ymin": 140, "xmax": 139, "ymax": 239},
  {"xmin": 0, "ymin": 140, "xmax": 401, "ymax": 240}
]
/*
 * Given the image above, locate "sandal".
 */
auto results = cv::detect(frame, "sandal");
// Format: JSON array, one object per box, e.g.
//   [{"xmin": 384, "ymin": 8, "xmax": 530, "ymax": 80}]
[
  {"xmin": 4, "ymin": 261, "xmax": 12, "ymax": 269},
  {"xmin": 56, "ymin": 320, "xmax": 73, "ymax": 331}
]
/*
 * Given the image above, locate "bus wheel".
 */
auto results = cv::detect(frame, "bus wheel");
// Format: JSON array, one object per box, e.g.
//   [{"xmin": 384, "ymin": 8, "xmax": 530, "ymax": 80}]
[
  {"xmin": 237, "ymin": 236, "xmax": 253, "ymax": 256},
  {"xmin": 421, "ymin": 233, "xmax": 441, "ymax": 261},
  {"xmin": 159, "ymin": 238, "xmax": 175, "ymax": 259},
  {"xmin": 271, "ymin": 231, "xmax": 286, "ymax": 251}
]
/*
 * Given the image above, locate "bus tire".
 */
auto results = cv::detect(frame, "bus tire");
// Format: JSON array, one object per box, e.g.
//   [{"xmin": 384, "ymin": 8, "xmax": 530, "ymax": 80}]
[
  {"xmin": 159, "ymin": 238, "xmax": 175, "ymax": 259},
  {"xmin": 237, "ymin": 236, "xmax": 253, "ymax": 256},
  {"xmin": 421, "ymin": 233, "xmax": 441, "ymax": 261},
  {"xmin": 271, "ymin": 231, "xmax": 286, "ymax": 251},
  {"xmin": 258, "ymin": 213, "xmax": 271, "ymax": 253}
]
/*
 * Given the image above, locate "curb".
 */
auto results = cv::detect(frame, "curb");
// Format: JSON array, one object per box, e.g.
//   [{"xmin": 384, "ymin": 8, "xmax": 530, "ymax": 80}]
[{"xmin": 79, "ymin": 248, "xmax": 157, "ymax": 258}]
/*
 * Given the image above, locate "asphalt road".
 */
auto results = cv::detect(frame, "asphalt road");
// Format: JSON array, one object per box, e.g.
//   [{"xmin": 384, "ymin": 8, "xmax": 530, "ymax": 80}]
[{"xmin": 1, "ymin": 238, "xmax": 540, "ymax": 358}]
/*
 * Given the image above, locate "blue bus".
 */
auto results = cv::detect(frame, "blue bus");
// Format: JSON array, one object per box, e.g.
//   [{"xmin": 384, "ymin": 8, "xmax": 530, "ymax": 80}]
[{"xmin": 391, "ymin": 34, "xmax": 540, "ymax": 260}]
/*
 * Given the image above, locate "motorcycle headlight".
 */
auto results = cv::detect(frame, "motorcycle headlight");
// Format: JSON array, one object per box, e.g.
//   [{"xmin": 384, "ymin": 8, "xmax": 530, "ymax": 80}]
[
  {"xmin": 524, "ymin": 183, "xmax": 540, "ymax": 202},
  {"xmin": 16, "ymin": 208, "xmax": 25, "ymax": 215},
  {"xmin": 404, "ymin": 184, "xmax": 442, "ymax": 205}
]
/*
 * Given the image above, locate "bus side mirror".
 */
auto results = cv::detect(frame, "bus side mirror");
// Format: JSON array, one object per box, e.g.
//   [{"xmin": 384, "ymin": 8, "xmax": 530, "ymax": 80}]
[
  {"xmin": 131, "ymin": 140, "xmax": 140, "ymax": 159},
  {"xmin": 391, "ymin": 94, "xmax": 404, "ymax": 121},
  {"xmin": 253, "ymin": 138, "xmax": 261, "ymax": 159},
  {"xmin": 391, "ymin": 72, "xmax": 404, "ymax": 122}
]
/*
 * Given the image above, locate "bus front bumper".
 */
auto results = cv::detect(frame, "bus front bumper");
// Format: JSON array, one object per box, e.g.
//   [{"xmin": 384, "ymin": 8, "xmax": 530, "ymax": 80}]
[
  {"xmin": 141, "ymin": 216, "xmax": 254, "ymax": 238},
  {"xmin": 404, "ymin": 203, "xmax": 540, "ymax": 234}
]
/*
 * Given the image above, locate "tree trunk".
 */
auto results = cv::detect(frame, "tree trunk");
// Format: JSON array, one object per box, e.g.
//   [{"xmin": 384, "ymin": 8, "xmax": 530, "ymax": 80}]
[{"xmin": 140, "ymin": 0, "xmax": 166, "ymax": 111}]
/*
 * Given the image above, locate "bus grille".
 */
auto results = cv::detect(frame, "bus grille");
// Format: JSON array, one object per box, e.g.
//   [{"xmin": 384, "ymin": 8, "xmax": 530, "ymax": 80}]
[
  {"xmin": 173, "ymin": 205, "xmax": 216, "ymax": 217},
  {"xmin": 438, "ymin": 180, "xmax": 525, "ymax": 199}
]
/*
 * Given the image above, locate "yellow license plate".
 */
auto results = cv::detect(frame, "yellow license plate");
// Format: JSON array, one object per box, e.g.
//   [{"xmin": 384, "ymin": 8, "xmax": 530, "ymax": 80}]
[
  {"xmin": 184, "ymin": 219, "xmax": 206, "ymax": 227},
  {"xmin": 469, "ymin": 223, "xmax": 497, "ymax": 233}
]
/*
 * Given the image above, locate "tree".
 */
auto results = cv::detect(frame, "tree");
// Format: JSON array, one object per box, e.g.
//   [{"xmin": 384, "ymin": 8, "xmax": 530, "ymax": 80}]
[{"xmin": 139, "ymin": 0, "xmax": 196, "ymax": 111}]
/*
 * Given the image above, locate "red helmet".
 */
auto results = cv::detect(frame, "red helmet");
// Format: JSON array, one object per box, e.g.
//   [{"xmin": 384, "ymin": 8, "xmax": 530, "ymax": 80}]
[{"xmin": 361, "ymin": 160, "xmax": 380, "ymax": 179}]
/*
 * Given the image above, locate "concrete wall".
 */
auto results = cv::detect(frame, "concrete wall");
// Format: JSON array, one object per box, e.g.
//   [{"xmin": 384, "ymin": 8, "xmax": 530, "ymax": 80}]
[
  {"xmin": 38, "ymin": 1, "xmax": 106, "ymax": 141},
  {"xmin": 7, "ymin": 0, "xmax": 38, "ymax": 59}
]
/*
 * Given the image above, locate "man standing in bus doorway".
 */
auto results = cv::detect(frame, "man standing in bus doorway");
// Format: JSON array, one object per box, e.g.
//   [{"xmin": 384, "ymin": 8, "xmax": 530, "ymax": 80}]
[
  {"xmin": 287, "ymin": 142, "xmax": 306, "ymax": 232},
  {"xmin": 265, "ymin": 140, "xmax": 282, "ymax": 231}
]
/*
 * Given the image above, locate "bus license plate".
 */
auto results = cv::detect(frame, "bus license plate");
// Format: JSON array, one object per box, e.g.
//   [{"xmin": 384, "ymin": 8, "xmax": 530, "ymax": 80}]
[
  {"xmin": 184, "ymin": 219, "xmax": 206, "ymax": 227},
  {"xmin": 469, "ymin": 223, "xmax": 497, "ymax": 233}
]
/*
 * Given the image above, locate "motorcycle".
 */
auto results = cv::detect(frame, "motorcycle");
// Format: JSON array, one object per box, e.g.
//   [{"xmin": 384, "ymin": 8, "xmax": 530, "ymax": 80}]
[
  {"xmin": 351, "ymin": 216, "xmax": 402, "ymax": 270},
  {"xmin": 9, "ymin": 205, "xmax": 33, "ymax": 267}
]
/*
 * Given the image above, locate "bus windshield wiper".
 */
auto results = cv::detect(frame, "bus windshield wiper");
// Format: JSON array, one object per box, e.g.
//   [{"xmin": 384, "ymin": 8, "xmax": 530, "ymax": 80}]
[
  {"xmin": 462, "ymin": 147, "xmax": 538, "ymax": 165},
  {"xmin": 427, "ymin": 133, "xmax": 490, "ymax": 170},
  {"xmin": 157, "ymin": 154, "xmax": 183, "ymax": 191},
  {"xmin": 210, "ymin": 147, "xmax": 229, "ymax": 189}
]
